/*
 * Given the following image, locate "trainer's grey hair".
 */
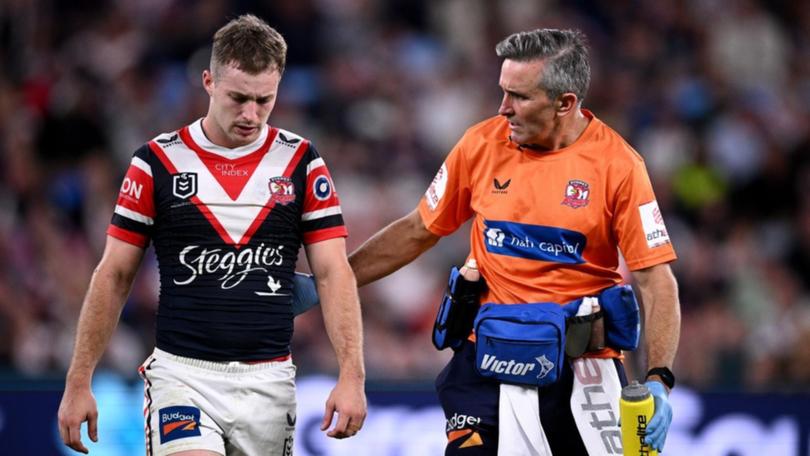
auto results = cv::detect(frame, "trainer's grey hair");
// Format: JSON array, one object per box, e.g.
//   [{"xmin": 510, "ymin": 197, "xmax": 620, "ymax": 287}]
[{"xmin": 495, "ymin": 29, "xmax": 590, "ymax": 102}]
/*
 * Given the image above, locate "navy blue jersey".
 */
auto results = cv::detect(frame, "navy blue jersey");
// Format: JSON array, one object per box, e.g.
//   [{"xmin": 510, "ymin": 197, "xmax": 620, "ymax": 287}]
[{"xmin": 108, "ymin": 120, "xmax": 346, "ymax": 361}]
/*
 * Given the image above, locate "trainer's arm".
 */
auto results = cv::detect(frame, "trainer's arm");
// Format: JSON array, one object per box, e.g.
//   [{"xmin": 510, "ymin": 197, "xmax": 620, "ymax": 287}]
[
  {"xmin": 632, "ymin": 262, "xmax": 680, "ymax": 386},
  {"xmin": 349, "ymin": 208, "xmax": 440, "ymax": 286},
  {"xmin": 306, "ymin": 237, "xmax": 366, "ymax": 439},
  {"xmin": 59, "ymin": 236, "xmax": 145, "ymax": 453}
]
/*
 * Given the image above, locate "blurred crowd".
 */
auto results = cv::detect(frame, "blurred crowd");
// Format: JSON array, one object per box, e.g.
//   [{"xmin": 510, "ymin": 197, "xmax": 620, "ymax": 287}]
[{"xmin": 1, "ymin": 0, "xmax": 810, "ymax": 392}]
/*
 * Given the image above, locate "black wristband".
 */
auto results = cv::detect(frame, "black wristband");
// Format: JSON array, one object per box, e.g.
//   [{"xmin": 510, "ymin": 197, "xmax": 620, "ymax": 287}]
[{"xmin": 646, "ymin": 367, "xmax": 675, "ymax": 389}]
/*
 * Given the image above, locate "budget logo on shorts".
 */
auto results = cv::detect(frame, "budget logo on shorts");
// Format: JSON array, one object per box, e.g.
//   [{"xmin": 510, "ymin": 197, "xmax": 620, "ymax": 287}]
[
  {"xmin": 446, "ymin": 413, "xmax": 484, "ymax": 448},
  {"xmin": 159, "ymin": 406, "xmax": 201, "ymax": 444},
  {"xmin": 269, "ymin": 176, "xmax": 296, "ymax": 205},
  {"xmin": 562, "ymin": 179, "xmax": 590, "ymax": 208},
  {"xmin": 172, "ymin": 172, "xmax": 197, "ymax": 199}
]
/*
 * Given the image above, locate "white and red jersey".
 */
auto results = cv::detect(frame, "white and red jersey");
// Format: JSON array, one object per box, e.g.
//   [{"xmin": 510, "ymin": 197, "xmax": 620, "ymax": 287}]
[{"xmin": 109, "ymin": 119, "xmax": 346, "ymax": 361}]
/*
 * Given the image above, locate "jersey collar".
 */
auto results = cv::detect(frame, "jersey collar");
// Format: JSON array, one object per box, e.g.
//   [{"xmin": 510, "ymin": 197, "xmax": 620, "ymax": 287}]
[{"xmin": 188, "ymin": 118, "xmax": 269, "ymax": 159}]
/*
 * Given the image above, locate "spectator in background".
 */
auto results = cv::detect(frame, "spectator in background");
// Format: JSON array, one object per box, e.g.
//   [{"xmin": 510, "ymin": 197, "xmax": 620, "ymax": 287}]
[{"xmin": 0, "ymin": 0, "xmax": 809, "ymax": 393}]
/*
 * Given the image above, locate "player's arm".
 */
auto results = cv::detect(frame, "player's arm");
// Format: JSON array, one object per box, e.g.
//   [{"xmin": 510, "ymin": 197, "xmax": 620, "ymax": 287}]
[
  {"xmin": 632, "ymin": 262, "xmax": 680, "ymax": 380},
  {"xmin": 349, "ymin": 208, "xmax": 440, "ymax": 286},
  {"xmin": 305, "ymin": 237, "xmax": 367, "ymax": 439},
  {"xmin": 58, "ymin": 236, "xmax": 145, "ymax": 454}
]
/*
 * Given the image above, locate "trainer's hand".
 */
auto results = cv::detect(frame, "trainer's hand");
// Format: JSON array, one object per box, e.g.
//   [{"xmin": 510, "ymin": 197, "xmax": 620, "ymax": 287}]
[
  {"xmin": 644, "ymin": 380, "xmax": 673, "ymax": 451},
  {"xmin": 320, "ymin": 377, "xmax": 367, "ymax": 439},
  {"xmin": 57, "ymin": 386, "xmax": 99, "ymax": 454},
  {"xmin": 292, "ymin": 272, "xmax": 320, "ymax": 316}
]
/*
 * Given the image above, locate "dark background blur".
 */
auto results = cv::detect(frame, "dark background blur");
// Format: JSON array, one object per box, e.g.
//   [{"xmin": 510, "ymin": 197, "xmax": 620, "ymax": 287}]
[{"xmin": 2, "ymin": 0, "xmax": 810, "ymax": 396}]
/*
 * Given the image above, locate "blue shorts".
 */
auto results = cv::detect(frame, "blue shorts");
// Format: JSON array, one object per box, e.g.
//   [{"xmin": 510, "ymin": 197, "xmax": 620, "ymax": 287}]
[{"xmin": 436, "ymin": 341, "xmax": 627, "ymax": 455}]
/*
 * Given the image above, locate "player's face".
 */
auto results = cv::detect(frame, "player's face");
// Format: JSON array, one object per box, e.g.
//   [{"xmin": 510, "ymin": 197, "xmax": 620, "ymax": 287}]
[
  {"xmin": 203, "ymin": 63, "xmax": 281, "ymax": 148},
  {"xmin": 497, "ymin": 59, "xmax": 558, "ymax": 147}
]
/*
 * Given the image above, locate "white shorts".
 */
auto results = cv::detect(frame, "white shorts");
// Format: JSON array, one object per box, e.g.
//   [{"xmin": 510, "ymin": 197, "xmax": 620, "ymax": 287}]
[{"xmin": 138, "ymin": 348, "xmax": 297, "ymax": 456}]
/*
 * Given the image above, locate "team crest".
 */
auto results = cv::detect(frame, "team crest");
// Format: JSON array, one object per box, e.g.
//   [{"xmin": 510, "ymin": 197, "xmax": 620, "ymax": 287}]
[
  {"xmin": 172, "ymin": 172, "xmax": 197, "ymax": 199},
  {"xmin": 269, "ymin": 176, "xmax": 296, "ymax": 205},
  {"xmin": 562, "ymin": 179, "xmax": 590, "ymax": 208}
]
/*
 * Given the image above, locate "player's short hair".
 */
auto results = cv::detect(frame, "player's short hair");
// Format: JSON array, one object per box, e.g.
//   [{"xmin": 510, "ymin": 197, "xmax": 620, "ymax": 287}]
[
  {"xmin": 211, "ymin": 14, "xmax": 287, "ymax": 77},
  {"xmin": 495, "ymin": 29, "xmax": 590, "ymax": 102}
]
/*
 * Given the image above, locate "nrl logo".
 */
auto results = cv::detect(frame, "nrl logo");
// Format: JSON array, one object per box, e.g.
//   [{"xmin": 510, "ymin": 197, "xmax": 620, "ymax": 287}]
[{"xmin": 172, "ymin": 172, "xmax": 197, "ymax": 199}]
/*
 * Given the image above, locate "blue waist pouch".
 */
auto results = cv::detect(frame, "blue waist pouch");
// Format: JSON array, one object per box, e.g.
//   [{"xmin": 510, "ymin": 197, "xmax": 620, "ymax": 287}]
[
  {"xmin": 471, "ymin": 284, "xmax": 640, "ymax": 387},
  {"xmin": 473, "ymin": 303, "xmax": 565, "ymax": 387},
  {"xmin": 433, "ymin": 266, "xmax": 483, "ymax": 351},
  {"xmin": 559, "ymin": 284, "xmax": 640, "ymax": 351},
  {"xmin": 598, "ymin": 284, "xmax": 640, "ymax": 350}
]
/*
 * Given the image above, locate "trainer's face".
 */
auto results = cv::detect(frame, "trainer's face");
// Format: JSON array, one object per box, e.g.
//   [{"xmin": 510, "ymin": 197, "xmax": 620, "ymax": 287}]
[
  {"xmin": 497, "ymin": 59, "xmax": 557, "ymax": 147},
  {"xmin": 203, "ymin": 63, "xmax": 280, "ymax": 148}
]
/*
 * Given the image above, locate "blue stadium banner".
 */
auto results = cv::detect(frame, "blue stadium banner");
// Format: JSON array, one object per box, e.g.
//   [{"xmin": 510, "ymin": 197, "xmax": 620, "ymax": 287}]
[{"xmin": 1, "ymin": 374, "xmax": 809, "ymax": 455}]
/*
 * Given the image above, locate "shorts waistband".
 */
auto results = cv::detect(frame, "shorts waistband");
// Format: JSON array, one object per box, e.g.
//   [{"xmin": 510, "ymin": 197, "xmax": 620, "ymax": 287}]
[{"xmin": 152, "ymin": 348, "xmax": 292, "ymax": 373}]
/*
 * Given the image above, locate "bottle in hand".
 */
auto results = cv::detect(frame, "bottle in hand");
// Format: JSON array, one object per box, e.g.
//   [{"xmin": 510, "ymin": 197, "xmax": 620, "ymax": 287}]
[{"xmin": 620, "ymin": 381, "xmax": 657, "ymax": 456}]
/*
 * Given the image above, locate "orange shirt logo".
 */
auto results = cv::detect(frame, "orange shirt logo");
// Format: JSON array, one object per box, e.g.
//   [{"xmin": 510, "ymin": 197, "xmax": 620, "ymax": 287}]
[{"xmin": 561, "ymin": 179, "xmax": 590, "ymax": 208}]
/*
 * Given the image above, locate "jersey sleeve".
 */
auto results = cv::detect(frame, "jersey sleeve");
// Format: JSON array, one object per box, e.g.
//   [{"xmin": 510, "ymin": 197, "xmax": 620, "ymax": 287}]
[
  {"xmin": 417, "ymin": 141, "xmax": 474, "ymax": 236},
  {"xmin": 300, "ymin": 144, "xmax": 348, "ymax": 244},
  {"xmin": 107, "ymin": 145, "xmax": 156, "ymax": 248},
  {"xmin": 611, "ymin": 158, "xmax": 677, "ymax": 270}
]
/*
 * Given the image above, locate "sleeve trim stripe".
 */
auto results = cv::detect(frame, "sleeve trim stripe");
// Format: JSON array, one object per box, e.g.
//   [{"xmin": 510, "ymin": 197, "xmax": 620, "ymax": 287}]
[
  {"xmin": 107, "ymin": 225, "xmax": 149, "ymax": 248},
  {"xmin": 132, "ymin": 156, "xmax": 152, "ymax": 177},
  {"xmin": 306, "ymin": 158, "xmax": 325, "ymax": 175},
  {"xmin": 115, "ymin": 205, "xmax": 154, "ymax": 225},
  {"xmin": 303, "ymin": 226, "xmax": 348, "ymax": 244},
  {"xmin": 302, "ymin": 206, "xmax": 342, "ymax": 221}
]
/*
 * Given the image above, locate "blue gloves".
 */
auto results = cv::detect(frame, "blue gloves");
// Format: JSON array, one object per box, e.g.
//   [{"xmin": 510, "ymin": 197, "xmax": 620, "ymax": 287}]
[
  {"xmin": 292, "ymin": 272, "xmax": 320, "ymax": 316},
  {"xmin": 644, "ymin": 380, "xmax": 673, "ymax": 451}
]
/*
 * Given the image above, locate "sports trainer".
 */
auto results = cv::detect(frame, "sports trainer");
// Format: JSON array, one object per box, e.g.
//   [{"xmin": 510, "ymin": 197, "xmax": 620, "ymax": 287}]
[
  {"xmin": 57, "ymin": 15, "xmax": 366, "ymax": 455},
  {"xmin": 345, "ymin": 28, "xmax": 679, "ymax": 455}
]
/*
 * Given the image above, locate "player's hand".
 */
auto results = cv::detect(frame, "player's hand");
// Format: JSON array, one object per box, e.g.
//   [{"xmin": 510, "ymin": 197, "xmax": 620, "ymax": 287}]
[
  {"xmin": 320, "ymin": 376, "xmax": 367, "ymax": 439},
  {"xmin": 292, "ymin": 272, "xmax": 320, "ymax": 316},
  {"xmin": 57, "ymin": 385, "xmax": 99, "ymax": 454},
  {"xmin": 644, "ymin": 380, "xmax": 673, "ymax": 451}
]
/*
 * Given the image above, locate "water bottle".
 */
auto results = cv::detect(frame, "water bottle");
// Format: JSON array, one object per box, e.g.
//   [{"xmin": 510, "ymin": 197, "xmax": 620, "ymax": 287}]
[
  {"xmin": 459, "ymin": 258, "xmax": 480, "ymax": 282},
  {"xmin": 620, "ymin": 381, "xmax": 657, "ymax": 456}
]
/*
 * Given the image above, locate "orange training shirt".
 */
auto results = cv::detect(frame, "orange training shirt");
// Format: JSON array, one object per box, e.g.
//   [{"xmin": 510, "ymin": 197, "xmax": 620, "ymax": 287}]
[{"xmin": 418, "ymin": 110, "xmax": 677, "ymax": 307}]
